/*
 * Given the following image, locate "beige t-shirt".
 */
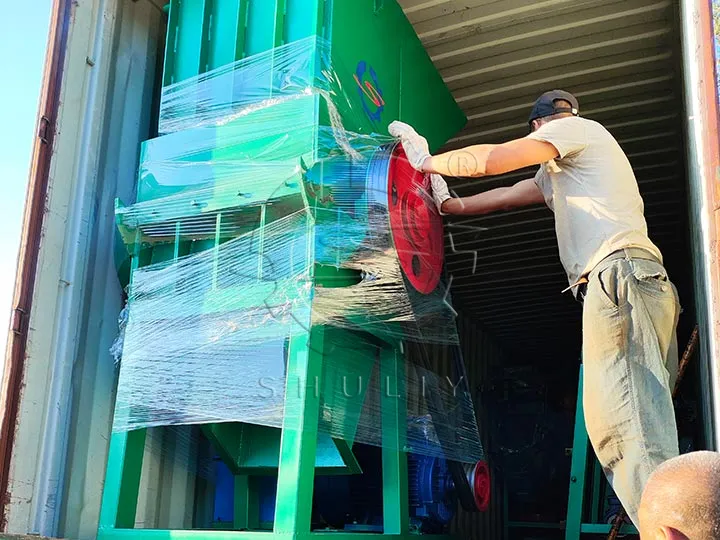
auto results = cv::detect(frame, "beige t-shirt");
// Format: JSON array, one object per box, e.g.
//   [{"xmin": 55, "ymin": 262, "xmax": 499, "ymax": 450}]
[{"xmin": 527, "ymin": 116, "xmax": 662, "ymax": 289}]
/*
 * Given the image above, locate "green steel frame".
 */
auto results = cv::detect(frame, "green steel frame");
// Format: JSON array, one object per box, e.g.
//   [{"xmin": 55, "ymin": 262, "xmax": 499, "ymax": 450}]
[
  {"xmin": 97, "ymin": 309, "xmax": 449, "ymax": 539},
  {"xmin": 100, "ymin": 222, "xmax": 446, "ymax": 538},
  {"xmin": 564, "ymin": 365, "xmax": 638, "ymax": 539}
]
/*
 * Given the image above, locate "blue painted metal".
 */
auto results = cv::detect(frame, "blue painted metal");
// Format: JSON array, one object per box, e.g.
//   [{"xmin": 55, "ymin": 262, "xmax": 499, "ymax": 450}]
[
  {"xmin": 407, "ymin": 455, "xmax": 456, "ymax": 532},
  {"xmin": 213, "ymin": 446, "xmax": 458, "ymax": 533},
  {"xmin": 214, "ymin": 459, "xmax": 235, "ymax": 525}
]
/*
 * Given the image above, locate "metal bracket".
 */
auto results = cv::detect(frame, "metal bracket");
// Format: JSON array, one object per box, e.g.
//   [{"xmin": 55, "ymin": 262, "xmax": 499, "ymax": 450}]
[
  {"xmin": 11, "ymin": 307, "xmax": 26, "ymax": 336},
  {"xmin": 38, "ymin": 116, "xmax": 51, "ymax": 144}
]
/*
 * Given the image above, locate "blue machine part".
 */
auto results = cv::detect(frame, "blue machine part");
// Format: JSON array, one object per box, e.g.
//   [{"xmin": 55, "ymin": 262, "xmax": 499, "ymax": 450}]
[
  {"xmin": 212, "ymin": 460, "xmax": 278, "ymax": 528},
  {"xmin": 408, "ymin": 454, "xmax": 456, "ymax": 532},
  {"xmin": 302, "ymin": 144, "xmax": 395, "ymax": 267},
  {"xmin": 213, "ymin": 458, "xmax": 235, "ymax": 524},
  {"xmin": 258, "ymin": 477, "xmax": 278, "ymax": 525},
  {"xmin": 211, "ymin": 445, "xmax": 457, "ymax": 532}
]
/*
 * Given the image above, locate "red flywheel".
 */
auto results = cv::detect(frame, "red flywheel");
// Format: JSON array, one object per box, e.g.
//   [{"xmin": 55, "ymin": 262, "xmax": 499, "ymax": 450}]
[
  {"xmin": 387, "ymin": 145, "xmax": 444, "ymax": 294},
  {"xmin": 473, "ymin": 460, "xmax": 491, "ymax": 512}
]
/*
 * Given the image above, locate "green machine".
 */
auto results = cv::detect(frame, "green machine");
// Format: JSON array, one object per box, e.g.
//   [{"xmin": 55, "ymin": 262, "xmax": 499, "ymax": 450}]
[{"xmin": 99, "ymin": 1, "xmax": 487, "ymax": 539}]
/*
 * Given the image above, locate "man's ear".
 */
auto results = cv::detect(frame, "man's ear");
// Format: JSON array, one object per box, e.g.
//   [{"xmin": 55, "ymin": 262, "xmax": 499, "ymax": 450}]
[{"xmin": 654, "ymin": 525, "xmax": 689, "ymax": 540}]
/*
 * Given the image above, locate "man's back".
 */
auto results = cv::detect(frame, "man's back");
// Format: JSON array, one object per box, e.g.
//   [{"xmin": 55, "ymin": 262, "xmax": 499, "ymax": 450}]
[{"xmin": 529, "ymin": 116, "xmax": 662, "ymax": 286}]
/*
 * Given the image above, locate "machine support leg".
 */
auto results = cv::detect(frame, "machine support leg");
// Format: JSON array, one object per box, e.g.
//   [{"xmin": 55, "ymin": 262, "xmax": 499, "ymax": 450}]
[
  {"xmin": 565, "ymin": 365, "xmax": 588, "ymax": 540},
  {"xmin": 590, "ymin": 460, "xmax": 603, "ymax": 523},
  {"xmin": 99, "ymin": 243, "xmax": 149, "ymax": 531},
  {"xmin": 99, "ymin": 428, "xmax": 147, "ymax": 530},
  {"xmin": 273, "ymin": 329, "xmax": 324, "ymax": 534},
  {"xmin": 233, "ymin": 476, "xmax": 259, "ymax": 530},
  {"xmin": 381, "ymin": 346, "xmax": 409, "ymax": 535}
]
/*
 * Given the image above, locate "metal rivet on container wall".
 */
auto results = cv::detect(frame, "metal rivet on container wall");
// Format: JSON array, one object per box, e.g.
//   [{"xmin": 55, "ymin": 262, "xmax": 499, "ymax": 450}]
[{"xmin": 570, "ymin": 476, "xmax": 577, "ymax": 483}]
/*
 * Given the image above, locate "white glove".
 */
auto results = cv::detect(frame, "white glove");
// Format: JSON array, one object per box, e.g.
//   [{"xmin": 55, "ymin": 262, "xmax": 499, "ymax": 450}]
[
  {"xmin": 429, "ymin": 173, "xmax": 451, "ymax": 215},
  {"xmin": 388, "ymin": 120, "xmax": 431, "ymax": 171}
]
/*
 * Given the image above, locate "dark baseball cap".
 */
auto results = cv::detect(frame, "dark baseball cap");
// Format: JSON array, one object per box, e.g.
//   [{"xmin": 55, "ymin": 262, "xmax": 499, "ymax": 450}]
[{"xmin": 528, "ymin": 90, "xmax": 579, "ymax": 124}]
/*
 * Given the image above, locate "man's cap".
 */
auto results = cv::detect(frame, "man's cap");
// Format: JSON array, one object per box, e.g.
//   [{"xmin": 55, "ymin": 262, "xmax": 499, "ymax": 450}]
[{"xmin": 528, "ymin": 90, "xmax": 579, "ymax": 124}]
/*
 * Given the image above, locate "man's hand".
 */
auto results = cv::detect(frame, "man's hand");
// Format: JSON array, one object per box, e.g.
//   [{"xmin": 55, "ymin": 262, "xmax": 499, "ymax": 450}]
[
  {"xmin": 429, "ymin": 174, "xmax": 451, "ymax": 215},
  {"xmin": 388, "ymin": 121, "xmax": 431, "ymax": 171}
]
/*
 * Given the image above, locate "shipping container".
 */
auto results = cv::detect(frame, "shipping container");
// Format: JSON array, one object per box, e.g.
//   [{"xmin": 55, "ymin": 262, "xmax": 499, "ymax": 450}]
[{"xmin": 1, "ymin": 0, "xmax": 719, "ymax": 539}]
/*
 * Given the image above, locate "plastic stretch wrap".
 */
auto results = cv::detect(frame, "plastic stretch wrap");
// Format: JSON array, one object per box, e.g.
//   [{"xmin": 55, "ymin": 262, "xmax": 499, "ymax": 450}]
[
  {"xmin": 158, "ymin": 37, "xmax": 332, "ymax": 135},
  {"xmin": 113, "ymin": 36, "xmax": 483, "ymax": 463}
]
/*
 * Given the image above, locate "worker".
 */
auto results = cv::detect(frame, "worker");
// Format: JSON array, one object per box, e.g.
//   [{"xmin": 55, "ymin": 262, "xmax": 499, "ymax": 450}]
[
  {"xmin": 388, "ymin": 90, "xmax": 681, "ymax": 526},
  {"xmin": 638, "ymin": 451, "xmax": 720, "ymax": 539}
]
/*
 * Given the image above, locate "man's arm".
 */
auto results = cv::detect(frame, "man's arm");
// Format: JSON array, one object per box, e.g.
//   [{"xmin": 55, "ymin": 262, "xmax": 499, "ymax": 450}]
[
  {"xmin": 423, "ymin": 138, "xmax": 559, "ymax": 177},
  {"xmin": 441, "ymin": 178, "xmax": 545, "ymax": 215}
]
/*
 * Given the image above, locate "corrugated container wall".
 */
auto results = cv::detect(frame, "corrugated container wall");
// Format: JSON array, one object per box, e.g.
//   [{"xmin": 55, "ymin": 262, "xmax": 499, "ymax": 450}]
[{"xmin": 2, "ymin": 1, "xmax": 166, "ymax": 536}]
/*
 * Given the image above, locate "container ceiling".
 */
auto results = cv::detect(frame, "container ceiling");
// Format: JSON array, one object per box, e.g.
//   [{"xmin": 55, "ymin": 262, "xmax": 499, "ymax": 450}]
[{"xmin": 398, "ymin": 0, "xmax": 689, "ymax": 363}]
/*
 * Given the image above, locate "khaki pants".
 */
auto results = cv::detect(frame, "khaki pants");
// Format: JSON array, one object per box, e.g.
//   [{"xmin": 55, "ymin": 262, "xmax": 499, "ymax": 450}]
[{"xmin": 581, "ymin": 249, "xmax": 681, "ymax": 526}]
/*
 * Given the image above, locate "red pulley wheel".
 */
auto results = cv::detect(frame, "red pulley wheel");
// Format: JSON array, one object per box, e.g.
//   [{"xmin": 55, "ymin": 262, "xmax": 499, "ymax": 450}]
[
  {"xmin": 473, "ymin": 460, "xmax": 491, "ymax": 512},
  {"xmin": 387, "ymin": 145, "xmax": 444, "ymax": 294}
]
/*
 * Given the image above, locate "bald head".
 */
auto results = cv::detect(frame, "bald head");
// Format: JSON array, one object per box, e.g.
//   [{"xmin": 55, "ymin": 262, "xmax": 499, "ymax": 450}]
[{"xmin": 639, "ymin": 451, "xmax": 720, "ymax": 539}]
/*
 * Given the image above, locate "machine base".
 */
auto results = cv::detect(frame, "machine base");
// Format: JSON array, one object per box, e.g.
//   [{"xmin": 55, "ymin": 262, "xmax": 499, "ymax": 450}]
[{"xmin": 97, "ymin": 532, "xmax": 453, "ymax": 540}]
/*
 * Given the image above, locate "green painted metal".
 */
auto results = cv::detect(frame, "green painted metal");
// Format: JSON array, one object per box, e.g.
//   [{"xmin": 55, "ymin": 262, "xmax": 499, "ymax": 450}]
[
  {"xmin": 98, "ymin": 531, "xmax": 453, "ymax": 540},
  {"xmin": 566, "ymin": 365, "xmax": 639, "ymax": 539},
  {"xmin": 102, "ymin": 1, "xmax": 468, "ymax": 537},
  {"xmin": 208, "ymin": 0, "xmax": 248, "ymax": 69},
  {"xmin": 160, "ymin": 0, "xmax": 463, "ymax": 150},
  {"xmin": 380, "ymin": 347, "xmax": 409, "ymax": 535},
  {"xmin": 165, "ymin": 0, "xmax": 327, "ymax": 73},
  {"xmin": 325, "ymin": 0, "xmax": 465, "ymax": 148},
  {"xmin": 284, "ymin": 0, "xmax": 325, "ymax": 44},
  {"xmin": 589, "ymin": 460, "xmax": 603, "ymax": 523},
  {"xmin": 114, "ymin": 0, "xmax": 466, "ymax": 280},
  {"xmin": 234, "ymin": 476, "xmax": 260, "ymax": 530},
  {"xmin": 98, "ymin": 430, "xmax": 137, "ymax": 530},
  {"xmin": 566, "ymin": 365, "xmax": 589, "ymax": 540},
  {"xmin": 273, "ymin": 328, "xmax": 323, "ymax": 534},
  {"xmin": 579, "ymin": 524, "xmax": 637, "ymax": 534},
  {"xmin": 99, "ymin": 234, "xmax": 150, "ymax": 531},
  {"xmin": 506, "ymin": 522, "xmax": 564, "ymax": 529},
  {"xmin": 201, "ymin": 423, "xmax": 359, "ymax": 474},
  {"xmin": 114, "ymin": 429, "xmax": 146, "ymax": 528},
  {"xmin": 162, "ymin": 0, "xmax": 211, "ymax": 86},
  {"xmin": 245, "ymin": 0, "xmax": 286, "ymax": 54}
]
